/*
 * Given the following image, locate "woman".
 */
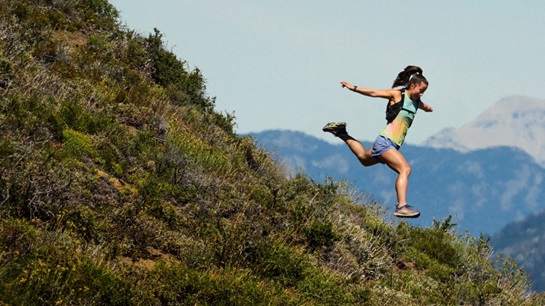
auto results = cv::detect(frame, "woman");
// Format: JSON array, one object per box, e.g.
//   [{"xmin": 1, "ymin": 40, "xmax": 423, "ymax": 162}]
[{"xmin": 323, "ymin": 66, "xmax": 433, "ymax": 218}]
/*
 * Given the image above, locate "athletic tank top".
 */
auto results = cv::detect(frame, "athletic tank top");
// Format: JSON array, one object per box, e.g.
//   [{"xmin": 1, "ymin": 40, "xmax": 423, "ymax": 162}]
[{"xmin": 378, "ymin": 92, "xmax": 420, "ymax": 147}]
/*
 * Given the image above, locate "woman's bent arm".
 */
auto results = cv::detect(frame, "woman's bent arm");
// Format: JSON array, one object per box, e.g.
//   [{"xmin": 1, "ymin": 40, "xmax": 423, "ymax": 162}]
[{"xmin": 419, "ymin": 101, "xmax": 434, "ymax": 112}]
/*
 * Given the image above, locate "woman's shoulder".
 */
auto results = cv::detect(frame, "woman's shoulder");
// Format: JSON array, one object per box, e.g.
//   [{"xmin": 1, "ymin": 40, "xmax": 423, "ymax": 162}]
[{"xmin": 391, "ymin": 88, "xmax": 404, "ymax": 103}]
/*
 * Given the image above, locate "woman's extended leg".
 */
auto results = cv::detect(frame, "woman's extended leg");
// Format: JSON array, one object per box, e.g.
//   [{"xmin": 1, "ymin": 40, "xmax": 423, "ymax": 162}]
[
  {"xmin": 322, "ymin": 122, "xmax": 379, "ymax": 167},
  {"xmin": 338, "ymin": 134, "xmax": 380, "ymax": 167}
]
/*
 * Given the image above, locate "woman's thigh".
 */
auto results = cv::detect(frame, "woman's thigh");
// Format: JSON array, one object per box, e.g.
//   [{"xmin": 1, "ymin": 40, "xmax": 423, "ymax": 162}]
[
  {"xmin": 360, "ymin": 148, "xmax": 381, "ymax": 166},
  {"xmin": 379, "ymin": 149, "xmax": 410, "ymax": 174}
]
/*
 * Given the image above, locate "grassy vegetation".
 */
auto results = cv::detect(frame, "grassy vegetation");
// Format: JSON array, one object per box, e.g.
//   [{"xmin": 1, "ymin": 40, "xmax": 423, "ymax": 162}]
[{"xmin": 0, "ymin": 0, "xmax": 543, "ymax": 304}]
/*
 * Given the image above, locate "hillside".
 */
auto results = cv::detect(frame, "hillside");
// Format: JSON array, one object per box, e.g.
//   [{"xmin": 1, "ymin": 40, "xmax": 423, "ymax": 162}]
[
  {"xmin": 251, "ymin": 130, "xmax": 545, "ymax": 236},
  {"xmin": 424, "ymin": 95, "xmax": 545, "ymax": 167},
  {"xmin": 0, "ymin": 0, "xmax": 544, "ymax": 304}
]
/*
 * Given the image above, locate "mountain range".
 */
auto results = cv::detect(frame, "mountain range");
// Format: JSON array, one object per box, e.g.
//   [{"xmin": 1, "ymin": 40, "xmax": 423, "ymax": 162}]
[
  {"xmin": 424, "ymin": 95, "xmax": 545, "ymax": 167},
  {"xmin": 491, "ymin": 210, "xmax": 545, "ymax": 291}
]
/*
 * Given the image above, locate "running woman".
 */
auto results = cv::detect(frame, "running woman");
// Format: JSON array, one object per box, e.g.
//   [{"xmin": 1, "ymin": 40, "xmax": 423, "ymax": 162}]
[{"xmin": 323, "ymin": 65, "xmax": 433, "ymax": 218}]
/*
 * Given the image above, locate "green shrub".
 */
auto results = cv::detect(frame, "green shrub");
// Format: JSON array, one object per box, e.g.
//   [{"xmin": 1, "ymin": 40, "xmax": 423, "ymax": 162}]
[
  {"xmin": 61, "ymin": 204, "xmax": 100, "ymax": 242},
  {"xmin": 0, "ymin": 56, "xmax": 14, "ymax": 76},
  {"xmin": 297, "ymin": 267, "xmax": 357, "ymax": 305},
  {"xmin": 248, "ymin": 241, "xmax": 310, "ymax": 286},
  {"xmin": 304, "ymin": 220, "xmax": 339, "ymax": 251},
  {"xmin": 147, "ymin": 262, "xmax": 299, "ymax": 305},
  {"xmin": 61, "ymin": 128, "xmax": 97, "ymax": 160},
  {"xmin": 84, "ymin": 0, "xmax": 119, "ymax": 19},
  {"xmin": 0, "ymin": 219, "xmax": 146, "ymax": 305},
  {"xmin": 146, "ymin": 29, "xmax": 215, "ymax": 112},
  {"xmin": 397, "ymin": 219, "xmax": 462, "ymax": 271}
]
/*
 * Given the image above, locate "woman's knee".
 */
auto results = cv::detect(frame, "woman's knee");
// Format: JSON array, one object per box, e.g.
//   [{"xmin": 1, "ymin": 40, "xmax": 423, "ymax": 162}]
[
  {"xmin": 357, "ymin": 152, "xmax": 377, "ymax": 167},
  {"xmin": 400, "ymin": 164, "xmax": 411, "ymax": 176},
  {"xmin": 361, "ymin": 159, "xmax": 375, "ymax": 167}
]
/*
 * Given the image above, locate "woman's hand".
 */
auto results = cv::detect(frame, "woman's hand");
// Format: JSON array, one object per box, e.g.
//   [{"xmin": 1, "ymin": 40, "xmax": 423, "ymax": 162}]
[
  {"xmin": 420, "ymin": 102, "xmax": 434, "ymax": 112},
  {"xmin": 340, "ymin": 81, "xmax": 354, "ymax": 90}
]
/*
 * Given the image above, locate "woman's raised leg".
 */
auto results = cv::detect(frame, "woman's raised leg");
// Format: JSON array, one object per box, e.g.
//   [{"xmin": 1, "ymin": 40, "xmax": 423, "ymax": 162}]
[{"xmin": 338, "ymin": 134, "xmax": 379, "ymax": 167}]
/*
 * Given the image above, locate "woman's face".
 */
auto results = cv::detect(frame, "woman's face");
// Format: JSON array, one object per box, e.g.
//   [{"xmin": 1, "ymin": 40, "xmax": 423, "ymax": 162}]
[{"xmin": 408, "ymin": 82, "xmax": 428, "ymax": 100}]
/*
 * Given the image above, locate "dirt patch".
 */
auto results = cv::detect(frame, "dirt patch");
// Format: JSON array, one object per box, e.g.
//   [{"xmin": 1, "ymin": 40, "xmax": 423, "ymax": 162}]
[
  {"xmin": 119, "ymin": 249, "xmax": 176, "ymax": 272},
  {"xmin": 51, "ymin": 30, "xmax": 88, "ymax": 52}
]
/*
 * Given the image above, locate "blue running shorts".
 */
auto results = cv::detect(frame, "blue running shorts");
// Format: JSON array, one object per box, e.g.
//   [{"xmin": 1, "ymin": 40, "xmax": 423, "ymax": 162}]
[{"xmin": 370, "ymin": 136, "xmax": 400, "ymax": 164}]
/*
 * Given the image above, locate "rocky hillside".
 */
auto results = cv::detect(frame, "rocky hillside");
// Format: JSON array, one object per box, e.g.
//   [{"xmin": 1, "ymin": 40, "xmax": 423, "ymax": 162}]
[{"xmin": 424, "ymin": 95, "xmax": 545, "ymax": 167}]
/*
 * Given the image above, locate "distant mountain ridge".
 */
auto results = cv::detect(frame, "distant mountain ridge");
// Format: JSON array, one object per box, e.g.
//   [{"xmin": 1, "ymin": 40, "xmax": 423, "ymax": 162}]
[
  {"xmin": 423, "ymin": 95, "xmax": 545, "ymax": 167},
  {"xmin": 492, "ymin": 210, "xmax": 545, "ymax": 292}
]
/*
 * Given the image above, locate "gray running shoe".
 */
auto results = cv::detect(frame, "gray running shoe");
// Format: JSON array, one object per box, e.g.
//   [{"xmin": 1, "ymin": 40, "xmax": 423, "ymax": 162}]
[
  {"xmin": 394, "ymin": 204, "xmax": 420, "ymax": 218},
  {"xmin": 322, "ymin": 122, "xmax": 347, "ymax": 137}
]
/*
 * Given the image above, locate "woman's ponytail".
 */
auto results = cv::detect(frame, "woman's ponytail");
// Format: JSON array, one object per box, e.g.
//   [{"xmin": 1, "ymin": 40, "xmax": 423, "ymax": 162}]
[{"xmin": 392, "ymin": 65, "xmax": 427, "ymax": 88}]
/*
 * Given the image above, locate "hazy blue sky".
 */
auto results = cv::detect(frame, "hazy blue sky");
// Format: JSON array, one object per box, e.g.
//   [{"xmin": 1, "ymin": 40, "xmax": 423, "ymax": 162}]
[{"xmin": 110, "ymin": 0, "xmax": 544, "ymax": 144}]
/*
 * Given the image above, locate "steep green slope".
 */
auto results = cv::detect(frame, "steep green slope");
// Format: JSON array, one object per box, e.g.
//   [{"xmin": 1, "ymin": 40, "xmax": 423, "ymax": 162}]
[{"xmin": 0, "ymin": 0, "xmax": 543, "ymax": 305}]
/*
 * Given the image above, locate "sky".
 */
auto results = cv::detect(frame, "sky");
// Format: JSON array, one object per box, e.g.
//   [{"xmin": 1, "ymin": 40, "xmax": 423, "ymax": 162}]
[{"xmin": 109, "ymin": 0, "xmax": 545, "ymax": 145}]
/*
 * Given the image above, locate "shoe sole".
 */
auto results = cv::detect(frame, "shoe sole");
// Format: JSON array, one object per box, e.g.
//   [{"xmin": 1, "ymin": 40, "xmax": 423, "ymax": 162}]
[
  {"xmin": 394, "ymin": 212, "xmax": 421, "ymax": 218},
  {"xmin": 323, "ymin": 123, "xmax": 346, "ymax": 130},
  {"xmin": 322, "ymin": 125, "xmax": 346, "ymax": 133}
]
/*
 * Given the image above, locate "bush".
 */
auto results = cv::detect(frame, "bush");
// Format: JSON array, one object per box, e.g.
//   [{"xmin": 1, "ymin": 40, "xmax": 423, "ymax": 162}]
[
  {"xmin": 0, "ymin": 219, "xmax": 147, "ymax": 305},
  {"xmin": 147, "ymin": 262, "xmax": 296, "ymax": 305}
]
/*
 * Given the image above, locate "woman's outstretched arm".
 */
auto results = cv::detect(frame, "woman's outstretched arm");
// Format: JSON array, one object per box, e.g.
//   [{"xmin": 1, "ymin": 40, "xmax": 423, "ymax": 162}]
[{"xmin": 340, "ymin": 81, "xmax": 399, "ymax": 100}]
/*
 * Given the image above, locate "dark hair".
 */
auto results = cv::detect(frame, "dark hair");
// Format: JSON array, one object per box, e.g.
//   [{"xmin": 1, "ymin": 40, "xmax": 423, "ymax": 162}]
[{"xmin": 391, "ymin": 65, "xmax": 428, "ymax": 88}]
